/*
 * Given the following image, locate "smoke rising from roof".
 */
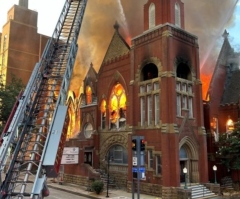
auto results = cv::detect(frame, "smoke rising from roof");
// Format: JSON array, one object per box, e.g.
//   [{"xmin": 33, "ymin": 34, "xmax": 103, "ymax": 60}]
[{"xmin": 70, "ymin": 0, "xmax": 239, "ymax": 96}]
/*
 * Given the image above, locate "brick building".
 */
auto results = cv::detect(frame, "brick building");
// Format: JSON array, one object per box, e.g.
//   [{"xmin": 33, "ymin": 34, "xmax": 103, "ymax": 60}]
[
  {"xmin": 64, "ymin": 0, "xmax": 209, "ymax": 198},
  {"xmin": 205, "ymin": 30, "xmax": 240, "ymax": 183},
  {"xmin": 0, "ymin": 0, "xmax": 49, "ymax": 86}
]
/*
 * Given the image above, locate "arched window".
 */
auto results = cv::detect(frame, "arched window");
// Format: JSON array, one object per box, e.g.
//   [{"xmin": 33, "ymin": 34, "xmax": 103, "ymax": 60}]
[
  {"xmin": 141, "ymin": 63, "xmax": 158, "ymax": 81},
  {"xmin": 108, "ymin": 145, "xmax": 128, "ymax": 164},
  {"xmin": 176, "ymin": 63, "xmax": 191, "ymax": 80},
  {"xmin": 149, "ymin": 3, "xmax": 156, "ymax": 29},
  {"xmin": 86, "ymin": 86, "xmax": 92, "ymax": 104},
  {"xmin": 175, "ymin": 3, "xmax": 181, "ymax": 28},
  {"xmin": 84, "ymin": 123, "xmax": 93, "ymax": 138},
  {"xmin": 100, "ymin": 100, "xmax": 106, "ymax": 129},
  {"xmin": 109, "ymin": 83, "xmax": 126, "ymax": 129}
]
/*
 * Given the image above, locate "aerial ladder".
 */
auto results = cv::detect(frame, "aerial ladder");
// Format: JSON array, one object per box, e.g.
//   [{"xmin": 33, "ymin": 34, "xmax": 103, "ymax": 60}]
[{"xmin": 0, "ymin": 0, "xmax": 87, "ymax": 198}]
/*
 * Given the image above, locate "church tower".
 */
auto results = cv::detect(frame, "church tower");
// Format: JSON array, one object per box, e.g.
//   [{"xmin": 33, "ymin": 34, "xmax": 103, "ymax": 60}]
[
  {"xmin": 130, "ymin": 0, "xmax": 208, "ymax": 197},
  {"xmin": 143, "ymin": 0, "xmax": 185, "ymax": 31}
]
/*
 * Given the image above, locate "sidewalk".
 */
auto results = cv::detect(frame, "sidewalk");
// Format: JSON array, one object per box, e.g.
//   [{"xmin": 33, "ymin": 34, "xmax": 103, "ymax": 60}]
[{"xmin": 47, "ymin": 179, "xmax": 159, "ymax": 199}]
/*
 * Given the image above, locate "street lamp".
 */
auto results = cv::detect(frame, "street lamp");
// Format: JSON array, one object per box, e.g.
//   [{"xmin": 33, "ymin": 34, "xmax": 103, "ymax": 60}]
[
  {"xmin": 213, "ymin": 165, "xmax": 217, "ymax": 184},
  {"xmin": 106, "ymin": 154, "xmax": 113, "ymax": 198},
  {"xmin": 183, "ymin": 167, "xmax": 188, "ymax": 189}
]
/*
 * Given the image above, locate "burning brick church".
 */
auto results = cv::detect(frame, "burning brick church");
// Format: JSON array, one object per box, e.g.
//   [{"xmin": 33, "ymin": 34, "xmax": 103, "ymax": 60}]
[{"xmin": 64, "ymin": 0, "xmax": 209, "ymax": 198}]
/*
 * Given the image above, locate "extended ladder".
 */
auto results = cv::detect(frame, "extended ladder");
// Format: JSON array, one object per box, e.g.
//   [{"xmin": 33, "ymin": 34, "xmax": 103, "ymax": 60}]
[{"xmin": 0, "ymin": 0, "xmax": 87, "ymax": 198}]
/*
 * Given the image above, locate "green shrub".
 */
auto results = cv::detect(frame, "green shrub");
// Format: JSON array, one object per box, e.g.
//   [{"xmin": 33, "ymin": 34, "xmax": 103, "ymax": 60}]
[{"xmin": 91, "ymin": 180, "xmax": 104, "ymax": 194}]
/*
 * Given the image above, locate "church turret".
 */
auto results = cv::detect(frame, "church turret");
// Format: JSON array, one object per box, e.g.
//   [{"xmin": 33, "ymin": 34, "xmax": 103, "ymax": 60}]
[
  {"xmin": 144, "ymin": 0, "xmax": 185, "ymax": 31},
  {"xmin": 19, "ymin": 0, "xmax": 28, "ymax": 9}
]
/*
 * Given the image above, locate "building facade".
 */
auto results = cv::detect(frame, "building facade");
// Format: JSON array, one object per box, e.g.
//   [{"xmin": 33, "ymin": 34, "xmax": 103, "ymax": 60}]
[
  {"xmin": 205, "ymin": 30, "xmax": 240, "ymax": 183},
  {"xmin": 0, "ymin": 0, "xmax": 49, "ymax": 86},
  {"xmin": 64, "ymin": 0, "xmax": 209, "ymax": 198}
]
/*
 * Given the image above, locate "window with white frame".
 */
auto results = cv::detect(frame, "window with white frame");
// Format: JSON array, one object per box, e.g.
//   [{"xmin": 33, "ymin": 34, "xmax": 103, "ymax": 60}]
[
  {"xmin": 140, "ymin": 64, "xmax": 159, "ymax": 127},
  {"xmin": 140, "ymin": 97, "xmax": 145, "ymax": 126},
  {"xmin": 156, "ymin": 155, "xmax": 162, "ymax": 175},
  {"xmin": 154, "ymin": 82, "xmax": 159, "ymax": 90},
  {"xmin": 149, "ymin": 3, "xmax": 156, "ymax": 29},
  {"xmin": 182, "ymin": 83, "xmax": 187, "ymax": 92},
  {"xmin": 147, "ymin": 84, "xmax": 152, "ymax": 92},
  {"xmin": 154, "ymin": 94, "xmax": 159, "ymax": 125},
  {"xmin": 177, "ymin": 94, "xmax": 181, "ymax": 116},
  {"xmin": 188, "ymin": 85, "xmax": 192, "ymax": 94},
  {"xmin": 140, "ymin": 85, "xmax": 145, "ymax": 93},
  {"xmin": 176, "ymin": 82, "xmax": 181, "ymax": 91},
  {"xmin": 148, "ymin": 150, "xmax": 153, "ymax": 169},
  {"xmin": 176, "ymin": 80, "xmax": 194, "ymax": 118},
  {"xmin": 182, "ymin": 95, "xmax": 187, "ymax": 109},
  {"xmin": 147, "ymin": 95, "xmax": 152, "ymax": 126},
  {"xmin": 175, "ymin": 3, "xmax": 181, "ymax": 28},
  {"xmin": 188, "ymin": 97, "xmax": 193, "ymax": 118}
]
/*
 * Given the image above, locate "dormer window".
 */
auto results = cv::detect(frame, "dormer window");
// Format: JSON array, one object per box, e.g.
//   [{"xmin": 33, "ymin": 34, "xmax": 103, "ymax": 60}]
[
  {"xmin": 149, "ymin": 3, "xmax": 156, "ymax": 29},
  {"xmin": 175, "ymin": 3, "xmax": 181, "ymax": 28}
]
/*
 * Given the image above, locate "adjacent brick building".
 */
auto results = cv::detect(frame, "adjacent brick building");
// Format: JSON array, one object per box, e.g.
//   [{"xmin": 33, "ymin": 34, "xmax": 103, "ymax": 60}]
[
  {"xmin": 205, "ymin": 30, "xmax": 240, "ymax": 183},
  {"xmin": 0, "ymin": 0, "xmax": 49, "ymax": 86}
]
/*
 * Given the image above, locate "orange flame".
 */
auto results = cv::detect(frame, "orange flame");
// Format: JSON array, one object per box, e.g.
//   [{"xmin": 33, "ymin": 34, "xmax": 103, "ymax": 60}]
[{"xmin": 200, "ymin": 73, "xmax": 212, "ymax": 100}]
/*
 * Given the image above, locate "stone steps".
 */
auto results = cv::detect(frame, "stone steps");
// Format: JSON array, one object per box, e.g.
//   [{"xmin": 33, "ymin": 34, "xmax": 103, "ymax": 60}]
[{"xmin": 190, "ymin": 184, "xmax": 216, "ymax": 199}]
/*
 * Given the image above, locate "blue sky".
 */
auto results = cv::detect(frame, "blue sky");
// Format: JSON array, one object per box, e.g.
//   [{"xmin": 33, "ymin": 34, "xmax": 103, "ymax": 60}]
[{"xmin": 227, "ymin": 1, "xmax": 240, "ymax": 49}]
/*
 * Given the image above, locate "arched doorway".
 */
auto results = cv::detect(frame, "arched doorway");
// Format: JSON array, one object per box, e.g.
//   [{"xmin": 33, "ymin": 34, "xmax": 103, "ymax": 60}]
[
  {"xmin": 179, "ymin": 147, "xmax": 188, "ymax": 183},
  {"xmin": 179, "ymin": 137, "xmax": 199, "ymax": 184}
]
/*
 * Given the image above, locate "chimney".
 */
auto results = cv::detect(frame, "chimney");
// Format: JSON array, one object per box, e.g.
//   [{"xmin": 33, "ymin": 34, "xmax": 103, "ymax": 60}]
[{"xmin": 19, "ymin": 0, "xmax": 28, "ymax": 9}]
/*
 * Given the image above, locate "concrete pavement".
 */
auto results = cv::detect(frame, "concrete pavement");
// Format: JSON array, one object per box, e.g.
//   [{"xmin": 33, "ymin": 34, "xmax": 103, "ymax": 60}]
[
  {"xmin": 47, "ymin": 179, "xmax": 159, "ymax": 199},
  {"xmin": 47, "ymin": 179, "xmax": 240, "ymax": 199}
]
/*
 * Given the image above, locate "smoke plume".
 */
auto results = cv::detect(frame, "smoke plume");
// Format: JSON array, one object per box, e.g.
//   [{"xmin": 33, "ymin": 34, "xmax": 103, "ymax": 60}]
[{"xmin": 70, "ymin": 0, "xmax": 239, "ymax": 98}]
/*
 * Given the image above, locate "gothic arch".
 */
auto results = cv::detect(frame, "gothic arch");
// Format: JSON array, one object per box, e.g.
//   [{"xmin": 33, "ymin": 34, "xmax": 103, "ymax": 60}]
[
  {"xmin": 106, "ymin": 70, "xmax": 129, "ymax": 98},
  {"xmin": 179, "ymin": 136, "xmax": 200, "ymax": 183}
]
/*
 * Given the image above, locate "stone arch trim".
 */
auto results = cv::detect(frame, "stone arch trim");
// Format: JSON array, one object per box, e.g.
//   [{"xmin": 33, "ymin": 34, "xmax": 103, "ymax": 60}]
[
  {"xmin": 99, "ymin": 133, "xmax": 128, "ymax": 160},
  {"xmin": 179, "ymin": 136, "xmax": 200, "ymax": 183},
  {"xmin": 179, "ymin": 136, "xmax": 198, "ymax": 160},
  {"xmin": 135, "ymin": 57, "xmax": 162, "ymax": 82}
]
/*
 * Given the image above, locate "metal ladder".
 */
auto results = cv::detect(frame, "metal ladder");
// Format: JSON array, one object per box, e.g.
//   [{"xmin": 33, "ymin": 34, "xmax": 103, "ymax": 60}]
[{"xmin": 0, "ymin": 0, "xmax": 87, "ymax": 198}]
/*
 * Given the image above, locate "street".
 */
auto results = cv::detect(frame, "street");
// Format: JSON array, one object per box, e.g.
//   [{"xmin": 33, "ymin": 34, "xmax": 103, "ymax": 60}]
[{"xmin": 48, "ymin": 187, "xmax": 86, "ymax": 199}]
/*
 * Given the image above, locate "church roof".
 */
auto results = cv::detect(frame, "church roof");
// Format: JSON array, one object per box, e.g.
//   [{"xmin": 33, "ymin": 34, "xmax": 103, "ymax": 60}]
[
  {"xmin": 221, "ymin": 70, "xmax": 240, "ymax": 104},
  {"xmin": 102, "ymin": 22, "xmax": 130, "ymax": 64}
]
